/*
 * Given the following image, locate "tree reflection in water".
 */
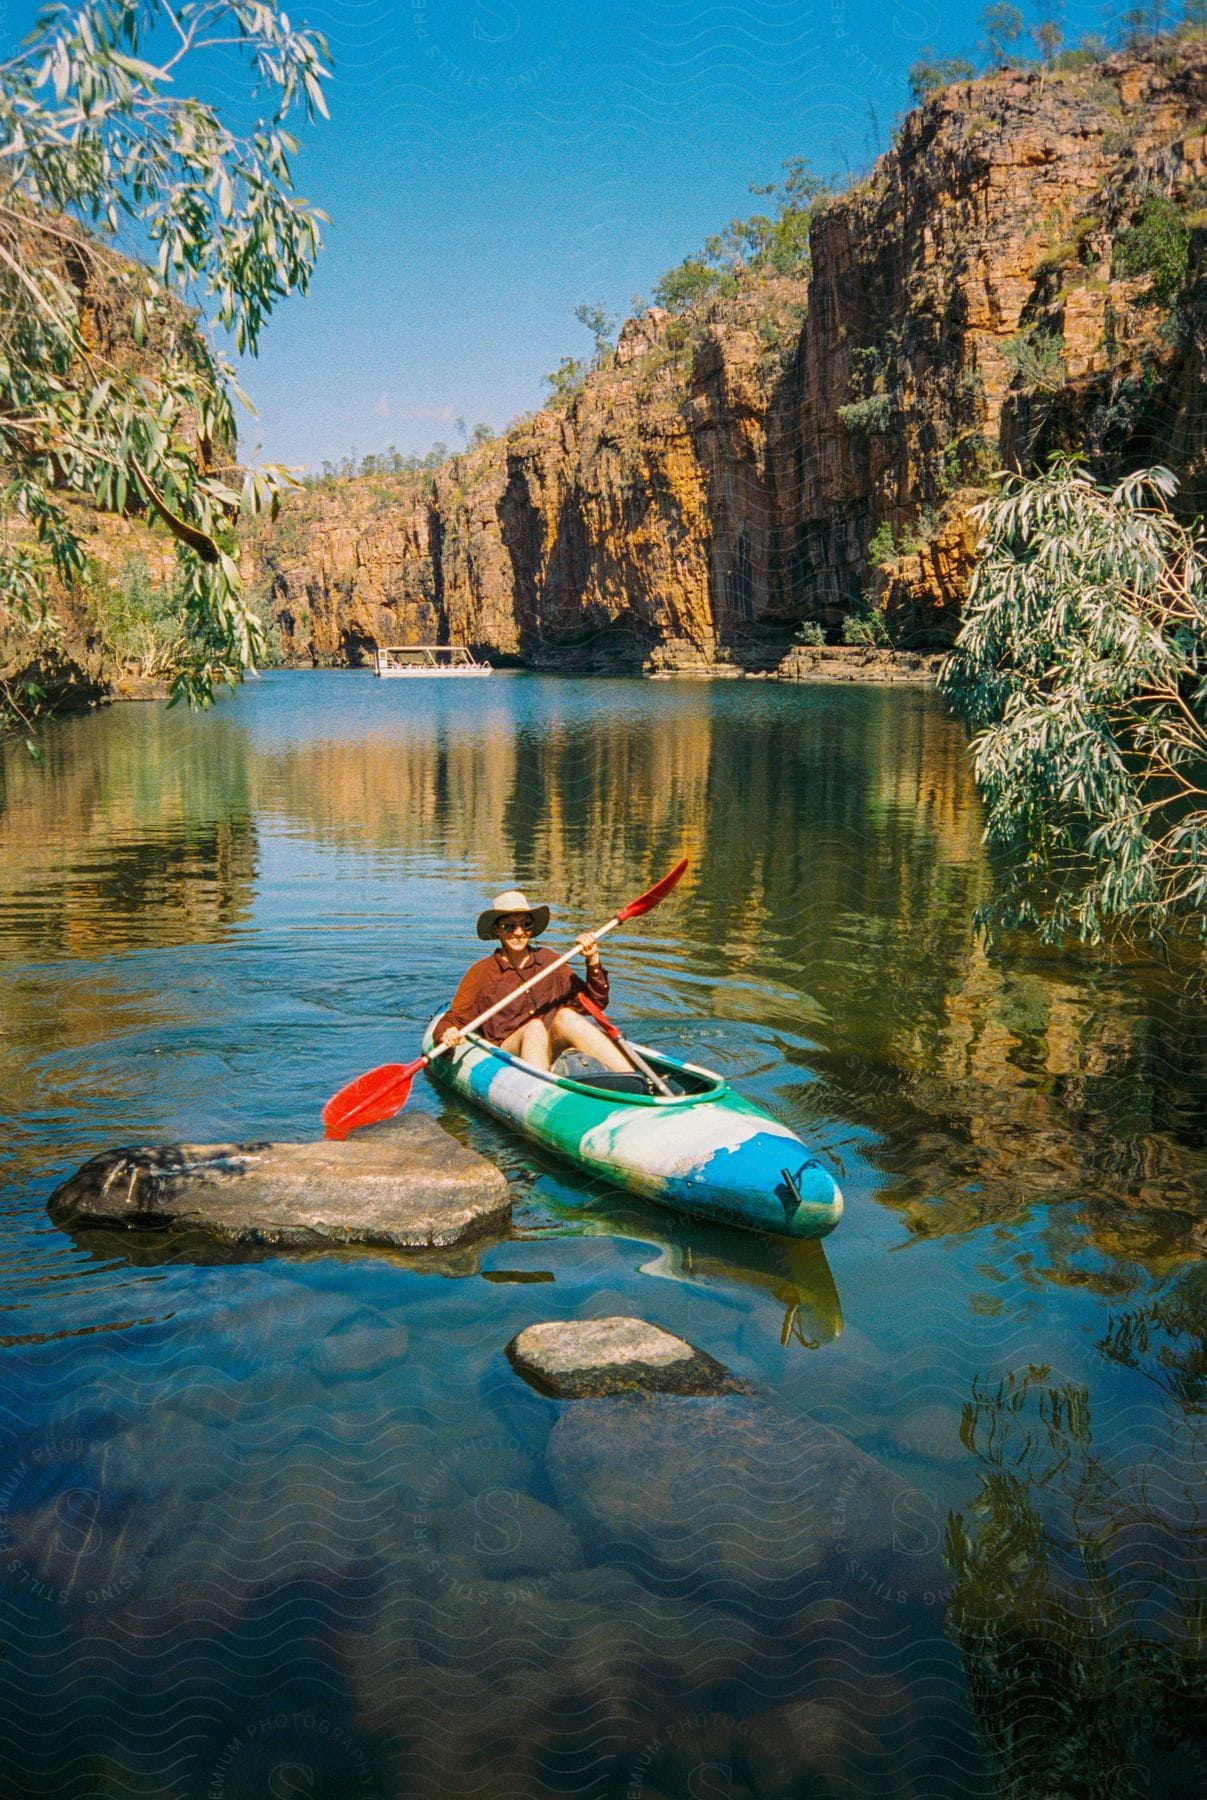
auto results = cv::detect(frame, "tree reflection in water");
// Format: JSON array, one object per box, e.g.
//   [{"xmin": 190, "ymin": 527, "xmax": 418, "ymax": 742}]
[
  {"xmin": 1097, "ymin": 1264, "xmax": 1207, "ymax": 1413},
  {"xmin": 945, "ymin": 1362, "xmax": 1206, "ymax": 1797}
]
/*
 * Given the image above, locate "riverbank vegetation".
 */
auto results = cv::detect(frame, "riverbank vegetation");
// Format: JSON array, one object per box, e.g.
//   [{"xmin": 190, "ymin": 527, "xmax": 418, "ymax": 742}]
[
  {"xmin": 942, "ymin": 460, "xmax": 1207, "ymax": 945},
  {"xmin": 89, "ymin": 555, "xmax": 284, "ymax": 681},
  {"xmin": 0, "ymin": 0, "xmax": 329, "ymax": 737}
]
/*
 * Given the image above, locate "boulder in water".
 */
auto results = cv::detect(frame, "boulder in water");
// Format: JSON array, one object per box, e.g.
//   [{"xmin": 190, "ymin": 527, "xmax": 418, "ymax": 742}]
[
  {"xmin": 505, "ymin": 1316, "xmax": 741, "ymax": 1398},
  {"xmin": 47, "ymin": 1114, "xmax": 510, "ymax": 1251}
]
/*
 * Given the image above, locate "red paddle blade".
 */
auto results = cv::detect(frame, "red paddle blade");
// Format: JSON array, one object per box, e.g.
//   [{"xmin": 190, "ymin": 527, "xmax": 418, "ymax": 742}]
[
  {"xmin": 615, "ymin": 857, "xmax": 688, "ymax": 924},
  {"xmin": 322, "ymin": 1056, "xmax": 428, "ymax": 1140}
]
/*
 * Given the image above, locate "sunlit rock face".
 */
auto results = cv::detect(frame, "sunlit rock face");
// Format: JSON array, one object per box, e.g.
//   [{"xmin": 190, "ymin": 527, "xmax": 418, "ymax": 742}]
[
  {"xmin": 256, "ymin": 40, "xmax": 1206, "ymax": 670},
  {"xmin": 259, "ymin": 274, "xmax": 797, "ymax": 671}
]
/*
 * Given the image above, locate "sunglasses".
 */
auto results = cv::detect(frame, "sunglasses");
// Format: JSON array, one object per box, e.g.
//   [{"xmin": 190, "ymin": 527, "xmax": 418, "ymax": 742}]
[{"xmin": 499, "ymin": 916, "xmax": 535, "ymax": 931}]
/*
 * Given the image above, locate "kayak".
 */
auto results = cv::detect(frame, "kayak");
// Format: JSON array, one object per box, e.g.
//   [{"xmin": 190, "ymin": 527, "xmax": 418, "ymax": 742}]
[{"xmin": 421, "ymin": 1019, "xmax": 843, "ymax": 1240}]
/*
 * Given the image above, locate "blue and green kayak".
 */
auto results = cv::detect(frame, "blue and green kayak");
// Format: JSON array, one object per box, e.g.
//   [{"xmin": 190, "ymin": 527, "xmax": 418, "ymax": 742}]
[{"xmin": 422, "ymin": 1020, "xmax": 843, "ymax": 1240}]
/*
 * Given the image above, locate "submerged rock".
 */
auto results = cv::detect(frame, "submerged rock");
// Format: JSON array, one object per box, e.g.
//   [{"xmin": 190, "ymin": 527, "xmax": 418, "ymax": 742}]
[
  {"xmin": 506, "ymin": 1316, "xmax": 741, "ymax": 1398},
  {"xmin": 47, "ymin": 1114, "xmax": 510, "ymax": 1251},
  {"xmin": 546, "ymin": 1393, "xmax": 948, "ymax": 1606}
]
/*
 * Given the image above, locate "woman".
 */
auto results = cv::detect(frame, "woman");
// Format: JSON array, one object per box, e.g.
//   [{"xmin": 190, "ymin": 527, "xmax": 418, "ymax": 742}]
[{"xmin": 436, "ymin": 889, "xmax": 633, "ymax": 1075}]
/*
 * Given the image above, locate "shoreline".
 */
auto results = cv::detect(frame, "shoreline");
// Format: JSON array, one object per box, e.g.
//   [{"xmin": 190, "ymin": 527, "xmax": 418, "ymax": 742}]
[
  {"xmin": 644, "ymin": 646, "xmax": 944, "ymax": 685},
  {"xmin": 29, "ymin": 646, "xmax": 947, "ymax": 720}
]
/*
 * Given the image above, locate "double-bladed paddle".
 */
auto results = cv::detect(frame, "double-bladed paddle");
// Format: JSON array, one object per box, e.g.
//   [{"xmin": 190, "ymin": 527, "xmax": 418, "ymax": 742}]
[{"xmin": 322, "ymin": 858, "xmax": 688, "ymax": 1139}]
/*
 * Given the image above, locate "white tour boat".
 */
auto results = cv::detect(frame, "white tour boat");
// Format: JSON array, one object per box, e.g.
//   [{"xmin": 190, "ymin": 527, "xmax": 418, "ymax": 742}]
[{"xmin": 373, "ymin": 644, "xmax": 492, "ymax": 678}]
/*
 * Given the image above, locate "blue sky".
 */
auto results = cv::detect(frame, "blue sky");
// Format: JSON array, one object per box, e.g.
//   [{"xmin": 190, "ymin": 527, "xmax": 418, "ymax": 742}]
[{"xmin": 6, "ymin": 0, "xmax": 1110, "ymax": 469}]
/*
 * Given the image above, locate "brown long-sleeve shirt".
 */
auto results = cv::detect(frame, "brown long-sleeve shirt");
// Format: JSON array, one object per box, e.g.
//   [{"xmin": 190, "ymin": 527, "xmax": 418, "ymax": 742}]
[{"xmin": 435, "ymin": 945, "xmax": 609, "ymax": 1047}]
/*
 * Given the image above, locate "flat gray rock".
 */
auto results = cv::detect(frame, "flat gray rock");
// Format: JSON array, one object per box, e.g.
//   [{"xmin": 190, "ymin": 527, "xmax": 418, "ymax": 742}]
[
  {"xmin": 47, "ymin": 1114, "xmax": 510, "ymax": 1251},
  {"xmin": 506, "ymin": 1316, "xmax": 740, "ymax": 1397}
]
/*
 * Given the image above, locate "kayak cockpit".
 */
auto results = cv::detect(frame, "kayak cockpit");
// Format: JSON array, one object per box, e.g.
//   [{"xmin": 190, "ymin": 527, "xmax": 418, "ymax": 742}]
[{"xmin": 464, "ymin": 1031, "xmax": 727, "ymax": 1105}]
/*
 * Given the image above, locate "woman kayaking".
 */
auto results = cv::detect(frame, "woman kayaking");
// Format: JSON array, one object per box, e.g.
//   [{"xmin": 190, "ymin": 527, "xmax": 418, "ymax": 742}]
[
  {"xmin": 436, "ymin": 888, "xmax": 633, "ymax": 1075},
  {"xmin": 323, "ymin": 859, "xmax": 840, "ymax": 1244}
]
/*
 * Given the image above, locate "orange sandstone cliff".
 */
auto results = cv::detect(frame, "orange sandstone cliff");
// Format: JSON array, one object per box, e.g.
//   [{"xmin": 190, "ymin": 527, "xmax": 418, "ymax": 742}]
[{"xmin": 256, "ymin": 40, "xmax": 1207, "ymax": 671}]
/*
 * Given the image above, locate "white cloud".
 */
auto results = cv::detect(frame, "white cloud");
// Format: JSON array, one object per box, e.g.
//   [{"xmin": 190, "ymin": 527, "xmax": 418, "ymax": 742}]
[
  {"xmin": 398, "ymin": 403, "xmax": 457, "ymax": 424},
  {"xmin": 370, "ymin": 397, "xmax": 458, "ymax": 428}
]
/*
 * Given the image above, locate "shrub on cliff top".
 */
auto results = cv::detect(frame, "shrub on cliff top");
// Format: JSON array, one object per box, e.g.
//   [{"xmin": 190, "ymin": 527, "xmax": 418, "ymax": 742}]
[
  {"xmin": 543, "ymin": 357, "xmax": 588, "ymax": 407},
  {"xmin": 0, "ymin": 0, "xmax": 330, "ymax": 734},
  {"xmin": 941, "ymin": 459, "xmax": 1207, "ymax": 944},
  {"xmin": 909, "ymin": 49, "xmax": 977, "ymax": 104},
  {"xmin": 980, "ymin": 3, "xmax": 1025, "ymax": 67},
  {"xmin": 574, "ymin": 303, "xmax": 618, "ymax": 369},
  {"xmin": 653, "ymin": 158, "xmax": 828, "ymax": 314}
]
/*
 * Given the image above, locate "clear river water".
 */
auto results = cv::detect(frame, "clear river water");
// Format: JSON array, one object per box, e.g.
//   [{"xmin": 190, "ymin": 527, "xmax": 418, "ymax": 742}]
[{"xmin": 0, "ymin": 671, "xmax": 1204, "ymax": 1799}]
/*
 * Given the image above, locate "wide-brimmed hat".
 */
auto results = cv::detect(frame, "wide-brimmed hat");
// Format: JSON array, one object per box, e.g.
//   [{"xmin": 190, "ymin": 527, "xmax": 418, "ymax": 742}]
[{"xmin": 476, "ymin": 889, "xmax": 551, "ymax": 941}]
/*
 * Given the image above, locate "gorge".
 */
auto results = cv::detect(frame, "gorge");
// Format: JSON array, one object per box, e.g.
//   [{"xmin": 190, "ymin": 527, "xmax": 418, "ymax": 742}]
[
  {"xmin": 4, "ymin": 34, "xmax": 1205, "ymax": 706},
  {"xmin": 252, "ymin": 38, "xmax": 1207, "ymax": 676}
]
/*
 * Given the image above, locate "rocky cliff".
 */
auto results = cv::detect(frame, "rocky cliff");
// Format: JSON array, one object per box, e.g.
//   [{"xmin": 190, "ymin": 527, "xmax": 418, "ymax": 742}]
[
  {"xmin": 251, "ymin": 280, "xmax": 807, "ymax": 670},
  {"xmin": 257, "ymin": 38, "xmax": 1207, "ymax": 671}
]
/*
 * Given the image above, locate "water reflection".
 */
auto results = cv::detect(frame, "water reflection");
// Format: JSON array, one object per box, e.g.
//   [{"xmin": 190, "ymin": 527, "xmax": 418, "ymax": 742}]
[
  {"xmin": 0, "ymin": 706, "xmax": 256, "ymax": 958},
  {"xmin": 946, "ymin": 1360, "xmax": 1207, "ymax": 1798},
  {"xmin": 53, "ymin": 1176, "xmax": 844, "ymax": 1350},
  {"xmin": 640, "ymin": 1235, "xmax": 843, "ymax": 1349},
  {"xmin": 49, "ymin": 1219, "xmax": 496, "ymax": 1280},
  {"xmin": 251, "ymin": 685, "xmax": 1205, "ymax": 1283},
  {"xmin": 6, "ymin": 675, "xmax": 1205, "ymax": 1269},
  {"xmin": 528, "ymin": 1180, "xmax": 844, "ymax": 1349},
  {"xmin": 3, "ymin": 673, "xmax": 1206, "ymax": 1796},
  {"xmin": 843, "ymin": 940, "xmax": 1207, "ymax": 1284},
  {"xmin": 1096, "ymin": 1262, "xmax": 1207, "ymax": 1410}
]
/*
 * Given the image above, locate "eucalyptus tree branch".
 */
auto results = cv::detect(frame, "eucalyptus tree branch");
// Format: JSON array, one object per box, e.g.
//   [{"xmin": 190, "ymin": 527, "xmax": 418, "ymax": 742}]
[
  {"xmin": 941, "ymin": 457, "xmax": 1207, "ymax": 945},
  {"xmin": 0, "ymin": 0, "xmax": 330, "ymax": 730}
]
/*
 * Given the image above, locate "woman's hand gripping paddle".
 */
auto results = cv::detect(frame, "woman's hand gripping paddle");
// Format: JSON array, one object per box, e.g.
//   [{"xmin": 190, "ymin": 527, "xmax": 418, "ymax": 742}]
[{"xmin": 321, "ymin": 858, "xmax": 688, "ymax": 1139}]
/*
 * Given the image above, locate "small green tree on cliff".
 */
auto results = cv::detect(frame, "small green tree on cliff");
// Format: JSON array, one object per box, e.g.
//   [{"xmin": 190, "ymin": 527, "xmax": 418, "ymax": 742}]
[
  {"xmin": 980, "ymin": 3, "xmax": 1025, "ymax": 66},
  {"xmin": 941, "ymin": 460, "xmax": 1207, "ymax": 945},
  {"xmin": 543, "ymin": 357, "xmax": 587, "ymax": 406},
  {"xmin": 0, "ymin": 0, "xmax": 330, "ymax": 733},
  {"xmin": 653, "ymin": 158, "xmax": 828, "ymax": 313},
  {"xmin": 1032, "ymin": 14, "xmax": 1063, "ymax": 79},
  {"xmin": 574, "ymin": 303, "xmax": 618, "ymax": 369},
  {"xmin": 908, "ymin": 48, "xmax": 977, "ymax": 104}
]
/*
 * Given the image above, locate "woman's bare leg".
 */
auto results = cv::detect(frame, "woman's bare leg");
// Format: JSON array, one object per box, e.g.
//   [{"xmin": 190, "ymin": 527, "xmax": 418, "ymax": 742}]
[
  {"xmin": 548, "ymin": 1006, "xmax": 633, "ymax": 1072},
  {"xmin": 499, "ymin": 1018, "xmax": 555, "ymax": 1070}
]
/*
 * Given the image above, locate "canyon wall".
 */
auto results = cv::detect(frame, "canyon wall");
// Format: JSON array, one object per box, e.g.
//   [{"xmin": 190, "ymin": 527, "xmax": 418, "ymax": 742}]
[
  {"xmin": 253, "ymin": 283, "xmax": 802, "ymax": 670},
  {"xmin": 256, "ymin": 39, "xmax": 1207, "ymax": 670}
]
